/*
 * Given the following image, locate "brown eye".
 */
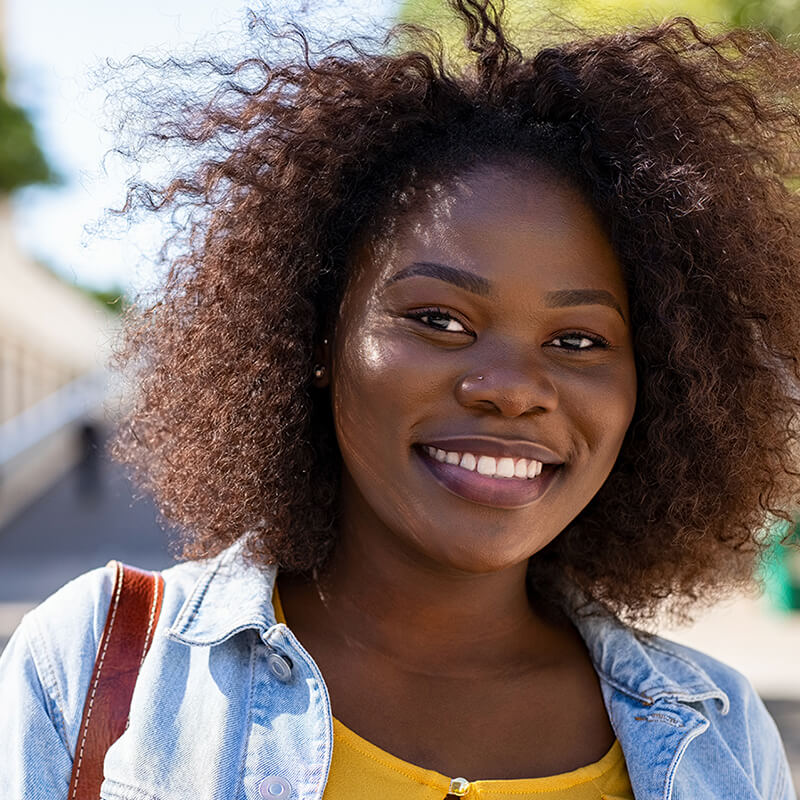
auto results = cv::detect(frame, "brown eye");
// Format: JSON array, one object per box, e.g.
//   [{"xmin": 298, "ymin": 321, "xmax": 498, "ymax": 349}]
[
  {"xmin": 549, "ymin": 333, "xmax": 609, "ymax": 351},
  {"xmin": 408, "ymin": 308, "xmax": 470, "ymax": 334}
]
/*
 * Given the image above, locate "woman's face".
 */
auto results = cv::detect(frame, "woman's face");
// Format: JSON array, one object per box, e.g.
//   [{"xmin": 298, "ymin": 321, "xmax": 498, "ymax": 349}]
[{"xmin": 327, "ymin": 163, "xmax": 637, "ymax": 574}]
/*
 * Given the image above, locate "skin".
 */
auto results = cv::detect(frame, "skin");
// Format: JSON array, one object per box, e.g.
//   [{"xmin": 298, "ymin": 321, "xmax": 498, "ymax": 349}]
[{"xmin": 279, "ymin": 162, "xmax": 638, "ymax": 780}]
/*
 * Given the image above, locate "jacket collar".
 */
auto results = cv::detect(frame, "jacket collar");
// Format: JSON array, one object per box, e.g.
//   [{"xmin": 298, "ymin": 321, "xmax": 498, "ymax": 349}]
[
  {"xmin": 565, "ymin": 593, "xmax": 729, "ymax": 713},
  {"xmin": 167, "ymin": 538, "xmax": 279, "ymax": 647},
  {"xmin": 167, "ymin": 539, "xmax": 729, "ymax": 712}
]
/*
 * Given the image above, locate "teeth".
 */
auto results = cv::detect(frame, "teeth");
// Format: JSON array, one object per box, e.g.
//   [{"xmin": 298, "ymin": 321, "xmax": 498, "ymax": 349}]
[
  {"xmin": 477, "ymin": 456, "xmax": 496, "ymax": 475},
  {"xmin": 496, "ymin": 457, "xmax": 515, "ymax": 478},
  {"xmin": 423, "ymin": 446, "xmax": 547, "ymax": 481},
  {"xmin": 460, "ymin": 453, "xmax": 477, "ymax": 470}
]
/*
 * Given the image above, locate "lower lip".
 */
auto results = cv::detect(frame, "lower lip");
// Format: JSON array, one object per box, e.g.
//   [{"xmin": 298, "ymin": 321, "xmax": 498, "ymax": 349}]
[{"xmin": 414, "ymin": 446, "xmax": 561, "ymax": 509}]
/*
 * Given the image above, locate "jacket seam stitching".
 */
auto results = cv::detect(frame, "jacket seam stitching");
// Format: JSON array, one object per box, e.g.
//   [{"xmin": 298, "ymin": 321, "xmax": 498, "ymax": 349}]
[
  {"xmin": 25, "ymin": 613, "xmax": 71, "ymax": 752},
  {"xmin": 770, "ymin": 756, "xmax": 788, "ymax": 800},
  {"xmin": 234, "ymin": 632, "xmax": 257, "ymax": 800},
  {"xmin": 175, "ymin": 577, "xmax": 211, "ymax": 631},
  {"xmin": 638, "ymin": 638, "xmax": 721, "ymax": 693},
  {"xmin": 170, "ymin": 559, "xmax": 222, "ymax": 633},
  {"xmin": 98, "ymin": 777, "xmax": 161, "ymax": 800},
  {"xmin": 595, "ymin": 668, "xmax": 654, "ymax": 705}
]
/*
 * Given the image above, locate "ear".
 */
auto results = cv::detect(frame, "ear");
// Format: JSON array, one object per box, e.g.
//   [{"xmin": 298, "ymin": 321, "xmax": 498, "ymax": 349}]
[{"xmin": 312, "ymin": 334, "xmax": 332, "ymax": 388}]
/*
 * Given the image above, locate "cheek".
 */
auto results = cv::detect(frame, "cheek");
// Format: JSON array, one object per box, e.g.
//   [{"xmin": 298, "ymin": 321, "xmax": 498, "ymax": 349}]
[
  {"xmin": 329, "ymin": 324, "xmax": 438, "ymax": 535},
  {"xmin": 595, "ymin": 364, "xmax": 637, "ymax": 459},
  {"xmin": 562, "ymin": 361, "xmax": 637, "ymax": 459},
  {"xmin": 330, "ymin": 325, "xmax": 417, "ymax": 470}
]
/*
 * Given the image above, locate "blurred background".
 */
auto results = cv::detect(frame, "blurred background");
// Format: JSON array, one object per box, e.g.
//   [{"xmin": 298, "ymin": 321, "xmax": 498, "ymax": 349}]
[{"xmin": 1, "ymin": 0, "xmax": 799, "ymax": 788}]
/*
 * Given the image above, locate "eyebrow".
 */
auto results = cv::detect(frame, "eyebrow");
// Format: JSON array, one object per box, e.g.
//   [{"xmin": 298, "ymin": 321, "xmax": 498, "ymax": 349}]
[
  {"xmin": 386, "ymin": 261, "xmax": 627, "ymax": 322},
  {"xmin": 386, "ymin": 261, "xmax": 492, "ymax": 297},
  {"xmin": 545, "ymin": 289, "xmax": 627, "ymax": 322}
]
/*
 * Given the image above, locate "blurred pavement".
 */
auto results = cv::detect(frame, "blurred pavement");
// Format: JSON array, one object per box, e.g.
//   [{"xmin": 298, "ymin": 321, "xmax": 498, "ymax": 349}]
[{"xmin": 0, "ymin": 449, "xmax": 174, "ymax": 650}]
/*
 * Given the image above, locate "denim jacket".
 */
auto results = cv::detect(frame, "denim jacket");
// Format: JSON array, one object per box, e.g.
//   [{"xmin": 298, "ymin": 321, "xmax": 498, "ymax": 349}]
[{"xmin": 0, "ymin": 539, "xmax": 795, "ymax": 800}]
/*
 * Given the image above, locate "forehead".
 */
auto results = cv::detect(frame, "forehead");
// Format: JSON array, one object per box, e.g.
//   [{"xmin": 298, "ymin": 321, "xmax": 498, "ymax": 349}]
[{"xmin": 351, "ymin": 162, "xmax": 627, "ymax": 301}]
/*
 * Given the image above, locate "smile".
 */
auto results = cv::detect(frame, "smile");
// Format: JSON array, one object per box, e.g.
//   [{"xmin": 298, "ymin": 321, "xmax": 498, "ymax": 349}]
[
  {"xmin": 422, "ymin": 445, "xmax": 543, "ymax": 479},
  {"xmin": 415, "ymin": 444, "xmax": 561, "ymax": 509}
]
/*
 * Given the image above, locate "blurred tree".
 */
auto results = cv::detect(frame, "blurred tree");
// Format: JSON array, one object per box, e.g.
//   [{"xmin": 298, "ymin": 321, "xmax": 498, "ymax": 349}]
[
  {"xmin": 0, "ymin": 64, "xmax": 55, "ymax": 195},
  {"xmin": 397, "ymin": 0, "xmax": 799, "ymax": 53},
  {"xmin": 722, "ymin": 0, "xmax": 799, "ymax": 42},
  {"xmin": 82, "ymin": 285, "xmax": 128, "ymax": 315}
]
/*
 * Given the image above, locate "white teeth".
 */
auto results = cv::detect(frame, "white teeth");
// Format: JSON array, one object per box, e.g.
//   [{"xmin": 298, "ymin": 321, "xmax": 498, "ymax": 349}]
[
  {"xmin": 459, "ymin": 453, "xmax": 477, "ymax": 471},
  {"xmin": 476, "ymin": 456, "xmax": 497, "ymax": 476},
  {"xmin": 422, "ymin": 446, "xmax": 548, "ymax": 480},
  {"xmin": 496, "ymin": 457, "xmax": 515, "ymax": 478}
]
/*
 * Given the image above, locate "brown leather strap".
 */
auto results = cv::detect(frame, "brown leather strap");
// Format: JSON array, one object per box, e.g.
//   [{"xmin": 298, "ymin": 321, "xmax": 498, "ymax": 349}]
[{"xmin": 68, "ymin": 561, "xmax": 165, "ymax": 800}]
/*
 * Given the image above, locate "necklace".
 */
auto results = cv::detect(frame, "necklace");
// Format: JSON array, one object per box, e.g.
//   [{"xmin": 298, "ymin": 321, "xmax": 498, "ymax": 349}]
[{"xmin": 312, "ymin": 566, "xmax": 332, "ymax": 617}]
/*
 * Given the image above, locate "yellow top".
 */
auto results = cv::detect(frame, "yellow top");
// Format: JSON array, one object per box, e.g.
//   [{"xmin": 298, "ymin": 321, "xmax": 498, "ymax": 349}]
[{"xmin": 272, "ymin": 587, "xmax": 634, "ymax": 800}]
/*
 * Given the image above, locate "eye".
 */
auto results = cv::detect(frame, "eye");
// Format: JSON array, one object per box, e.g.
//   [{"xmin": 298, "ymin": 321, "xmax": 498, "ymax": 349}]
[
  {"xmin": 548, "ymin": 332, "xmax": 610, "ymax": 351},
  {"xmin": 407, "ymin": 307, "xmax": 470, "ymax": 334}
]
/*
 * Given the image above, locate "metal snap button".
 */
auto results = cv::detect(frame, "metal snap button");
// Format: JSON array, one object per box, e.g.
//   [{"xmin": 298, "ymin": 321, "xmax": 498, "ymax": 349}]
[
  {"xmin": 258, "ymin": 775, "xmax": 292, "ymax": 798},
  {"xmin": 448, "ymin": 777, "xmax": 470, "ymax": 796},
  {"xmin": 267, "ymin": 651, "xmax": 293, "ymax": 682}
]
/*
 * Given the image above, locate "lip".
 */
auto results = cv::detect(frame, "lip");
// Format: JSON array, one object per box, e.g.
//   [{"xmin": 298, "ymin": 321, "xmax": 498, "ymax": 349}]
[
  {"xmin": 418, "ymin": 436, "xmax": 564, "ymax": 465},
  {"xmin": 413, "ymin": 444, "xmax": 562, "ymax": 509}
]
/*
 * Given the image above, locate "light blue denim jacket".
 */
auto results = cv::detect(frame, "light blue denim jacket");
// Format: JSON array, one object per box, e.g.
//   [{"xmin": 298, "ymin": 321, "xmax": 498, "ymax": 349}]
[{"xmin": 0, "ymin": 539, "xmax": 795, "ymax": 800}]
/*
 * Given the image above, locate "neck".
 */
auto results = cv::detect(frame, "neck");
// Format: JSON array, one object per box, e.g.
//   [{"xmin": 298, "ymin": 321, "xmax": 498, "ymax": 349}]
[{"xmin": 306, "ymin": 492, "xmax": 571, "ymax": 676}]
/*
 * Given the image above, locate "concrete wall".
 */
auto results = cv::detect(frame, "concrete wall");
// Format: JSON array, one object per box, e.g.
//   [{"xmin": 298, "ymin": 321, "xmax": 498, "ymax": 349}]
[{"xmin": 0, "ymin": 201, "xmax": 118, "ymax": 521}]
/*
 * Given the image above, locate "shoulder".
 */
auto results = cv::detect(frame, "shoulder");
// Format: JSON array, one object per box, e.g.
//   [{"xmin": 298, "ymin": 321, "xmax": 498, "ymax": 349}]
[
  {"xmin": 635, "ymin": 631, "xmax": 755, "ymax": 709},
  {"xmin": 8, "ymin": 564, "xmax": 118, "ymax": 751},
  {"xmin": 636, "ymin": 632, "xmax": 793, "ymax": 798},
  {"xmin": 3, "ymin": 557, "xmax": 210, "ymax": 755},
  {"xmin": 577, "ymin": 603, "xmax": 794, "ymax": 798}
]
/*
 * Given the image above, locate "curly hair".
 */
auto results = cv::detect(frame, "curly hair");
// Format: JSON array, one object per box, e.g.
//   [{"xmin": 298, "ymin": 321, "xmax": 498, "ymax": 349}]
[{"xmin": 113, "ymin": 0, "xmax": 800, "ymax": 623}]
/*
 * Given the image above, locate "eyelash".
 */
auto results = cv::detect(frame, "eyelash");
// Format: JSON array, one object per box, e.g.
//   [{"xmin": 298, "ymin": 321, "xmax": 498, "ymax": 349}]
[
  {"xmin": 406, "ymin": 306, "xmax": 471, "ymax": 334},
  {"xmin": 406, "ymin": 306, "xmax": 611, "ymax": 351},
  {"xmin": 549, "ymin": 333, "xmax": 611, "ymax": 351}
]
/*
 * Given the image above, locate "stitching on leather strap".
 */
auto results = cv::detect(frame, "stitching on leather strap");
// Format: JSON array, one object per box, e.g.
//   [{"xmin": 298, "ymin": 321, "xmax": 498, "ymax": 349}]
[{"xmin": 70, "ymin": 562, "xmax": 125, "ymax": 799}]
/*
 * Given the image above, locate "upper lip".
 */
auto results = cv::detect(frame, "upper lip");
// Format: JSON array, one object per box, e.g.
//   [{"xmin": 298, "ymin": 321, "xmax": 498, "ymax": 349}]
[{"xmin": 417, "ymin": 436, "xmax": 564, "ymax": 464}]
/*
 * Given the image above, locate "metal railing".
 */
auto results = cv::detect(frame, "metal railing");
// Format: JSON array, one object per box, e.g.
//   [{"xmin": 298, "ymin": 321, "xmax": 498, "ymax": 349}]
[{"xmin": 0, "ymin": 370, "xmax": 108, "ymax": 467}]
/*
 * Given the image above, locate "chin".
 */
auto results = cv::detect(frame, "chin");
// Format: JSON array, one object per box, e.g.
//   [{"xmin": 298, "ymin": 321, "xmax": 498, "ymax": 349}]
[{"xmin": 414, "ymin": 533, "xmax": 547, "ymax": 576}]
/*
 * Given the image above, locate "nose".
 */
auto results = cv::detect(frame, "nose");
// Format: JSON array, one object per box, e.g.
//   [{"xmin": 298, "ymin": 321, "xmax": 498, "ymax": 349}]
[{"xmin": 454, "ymin": 350, "xmax": 559, "ymax": 417}]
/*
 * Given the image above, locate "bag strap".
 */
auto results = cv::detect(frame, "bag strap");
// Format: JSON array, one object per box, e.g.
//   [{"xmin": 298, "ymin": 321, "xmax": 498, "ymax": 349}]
[{"xmin": 67, "ymin": 561, "xmax": 165, "ymax": 800}]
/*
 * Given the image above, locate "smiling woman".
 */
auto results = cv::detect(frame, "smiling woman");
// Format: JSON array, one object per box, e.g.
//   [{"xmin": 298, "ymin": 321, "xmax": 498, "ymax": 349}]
[
  {"xmin": 321, "ymin": 164, "xmax": 636, "ymax": 579},
  {"xmin": 1, "ymin": 1, "xmax": 800, "ymax": 798}
]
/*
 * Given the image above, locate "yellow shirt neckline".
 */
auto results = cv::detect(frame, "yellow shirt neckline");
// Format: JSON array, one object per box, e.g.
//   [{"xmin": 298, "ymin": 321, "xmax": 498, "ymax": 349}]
[{"xmin": 332, "ymin": 715, "xmax": 624, "ymax": 794}]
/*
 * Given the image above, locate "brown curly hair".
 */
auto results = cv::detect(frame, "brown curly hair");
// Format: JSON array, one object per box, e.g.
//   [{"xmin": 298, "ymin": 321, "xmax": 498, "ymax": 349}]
[{"xmin": 113, "ymin": 0, "xmax": 800, "ymax": 623}]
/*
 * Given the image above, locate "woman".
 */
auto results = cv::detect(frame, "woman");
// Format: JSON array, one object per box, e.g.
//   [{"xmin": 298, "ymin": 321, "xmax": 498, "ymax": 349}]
[{"xmin": 1, "ymin": 1, "xmax": 799, "ymax": 797}]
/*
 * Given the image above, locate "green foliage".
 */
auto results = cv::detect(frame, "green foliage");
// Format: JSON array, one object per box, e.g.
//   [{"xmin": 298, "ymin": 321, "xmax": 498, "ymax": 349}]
[
  {"xmin": 82, "ymin": 286, "xmax": 129, "ymax": 315},
  {"xmin": 0, "ymin": 67, "xmax": 56, "ymax": 195},
  {"xmin": 722, "ymin": 0, "xmax": 800, "ymax": 42},
  {"xmin": 398, "ymin": 0, "xmax": 799, "ymax": 53}
]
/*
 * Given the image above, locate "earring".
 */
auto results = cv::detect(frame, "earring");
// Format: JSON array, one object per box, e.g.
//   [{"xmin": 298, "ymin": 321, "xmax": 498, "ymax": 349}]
[{"xmin": 313, "ymin": 364, "xmax": 327, "ymax": 380}]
